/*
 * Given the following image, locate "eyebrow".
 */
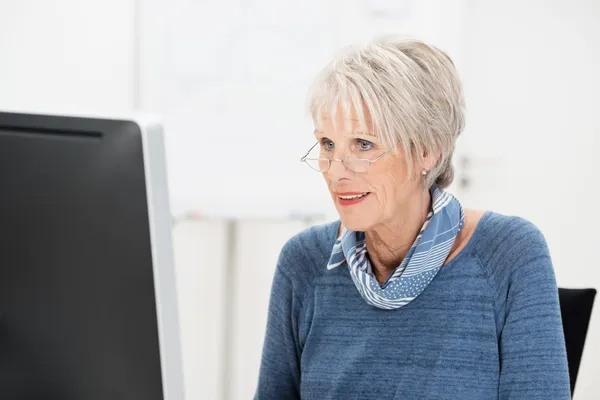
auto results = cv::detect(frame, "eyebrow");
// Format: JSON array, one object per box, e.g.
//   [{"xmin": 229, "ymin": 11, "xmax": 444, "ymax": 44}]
[{"xmin": 314, "ymin": 129, "xmax": 376, "ymax": 137}]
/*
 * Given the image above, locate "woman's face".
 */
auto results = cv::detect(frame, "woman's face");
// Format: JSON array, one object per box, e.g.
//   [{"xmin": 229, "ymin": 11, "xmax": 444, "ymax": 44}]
[{"xmin": 314, "ymin": 108, "xmax": 424, "ymax": 232}]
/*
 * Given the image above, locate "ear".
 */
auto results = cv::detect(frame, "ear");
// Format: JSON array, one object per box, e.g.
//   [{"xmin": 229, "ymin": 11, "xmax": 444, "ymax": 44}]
[{"xmin": 421, "ymin": 147, "xmax": 441, "ymax": 172}]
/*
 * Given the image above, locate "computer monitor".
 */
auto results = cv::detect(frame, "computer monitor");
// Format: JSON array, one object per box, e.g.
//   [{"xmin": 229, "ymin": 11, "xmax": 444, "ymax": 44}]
[{"xmin": 0, "ymin": 111, "xmax": 184, "ymax": 400}]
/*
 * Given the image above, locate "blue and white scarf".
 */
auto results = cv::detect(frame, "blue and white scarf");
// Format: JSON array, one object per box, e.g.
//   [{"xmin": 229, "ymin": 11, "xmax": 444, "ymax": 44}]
[{"xmin": 326, "ymin": 185, "xmax": 464, "ymax": 310}]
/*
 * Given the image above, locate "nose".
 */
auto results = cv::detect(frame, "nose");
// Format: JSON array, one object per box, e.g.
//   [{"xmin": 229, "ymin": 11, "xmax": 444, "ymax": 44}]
[{"xmin": 326, "ymin": 152, "xmax": 353, "ymax": 181}]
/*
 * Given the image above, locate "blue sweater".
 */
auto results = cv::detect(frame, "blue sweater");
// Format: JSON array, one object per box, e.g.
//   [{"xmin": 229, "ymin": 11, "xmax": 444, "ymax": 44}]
[{"xmin": 255, "ymin": 211, "xmax": 571, "ymax": 399}]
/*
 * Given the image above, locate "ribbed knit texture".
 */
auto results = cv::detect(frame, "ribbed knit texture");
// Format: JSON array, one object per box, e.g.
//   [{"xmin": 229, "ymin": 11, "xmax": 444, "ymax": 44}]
[{"xmin": 255, "ymin": 211, "xmax": 571, "ymax": 399}]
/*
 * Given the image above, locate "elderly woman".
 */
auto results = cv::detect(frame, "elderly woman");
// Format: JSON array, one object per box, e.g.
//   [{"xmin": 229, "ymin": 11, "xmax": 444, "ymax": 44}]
[{"xmin": 255, "ymin": 37, "xmax": 570, "ymax": 399}]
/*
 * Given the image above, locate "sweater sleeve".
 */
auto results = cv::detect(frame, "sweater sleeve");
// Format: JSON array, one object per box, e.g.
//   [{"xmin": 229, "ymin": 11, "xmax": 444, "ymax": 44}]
[
  {"xmin": 254, "ymin": 244, "xmax": 303, "ymax": 400},
  {"xmin": 497, "ymin": 221, "xmax": 571, "ymax": 399}
]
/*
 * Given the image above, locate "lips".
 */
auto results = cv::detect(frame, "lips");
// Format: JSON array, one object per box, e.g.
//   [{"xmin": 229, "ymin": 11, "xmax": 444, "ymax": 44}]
[{"xmin": 336, "ymin": 192, "xmax": 371, "ymax": 206}]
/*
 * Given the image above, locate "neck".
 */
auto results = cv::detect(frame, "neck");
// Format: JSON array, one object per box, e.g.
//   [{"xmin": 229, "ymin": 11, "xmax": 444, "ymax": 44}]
[{"xmin": 365, "ymin": 189, "xmax": 431, "ymax": 285}]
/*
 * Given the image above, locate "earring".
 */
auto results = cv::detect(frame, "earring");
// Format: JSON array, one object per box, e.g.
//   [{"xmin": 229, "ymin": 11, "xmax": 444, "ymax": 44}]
[{"xmin": 422, "ymin": 169, "xmax": 428, "ymax": 176}]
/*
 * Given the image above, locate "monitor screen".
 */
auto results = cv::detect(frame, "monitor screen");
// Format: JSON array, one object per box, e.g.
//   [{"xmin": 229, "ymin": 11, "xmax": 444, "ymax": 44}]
[{"xmin": 0, "ymin": 111, "xmax": 184, "ymax": 400}]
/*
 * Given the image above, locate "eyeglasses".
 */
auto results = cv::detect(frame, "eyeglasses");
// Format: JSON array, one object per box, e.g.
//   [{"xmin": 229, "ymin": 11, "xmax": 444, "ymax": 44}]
[{"xmin": 300, "ymin": 142, "xmax": 389, "ymax": 173}]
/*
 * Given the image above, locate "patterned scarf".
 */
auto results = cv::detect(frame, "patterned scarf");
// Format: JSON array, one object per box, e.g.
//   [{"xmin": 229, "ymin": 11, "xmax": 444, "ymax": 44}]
[{"xmin": 326, "ymin": 185, "xmax": 464, "ymax": 310}]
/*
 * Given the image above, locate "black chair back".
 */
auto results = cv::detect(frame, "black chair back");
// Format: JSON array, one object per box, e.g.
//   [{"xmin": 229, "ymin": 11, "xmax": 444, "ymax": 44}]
[{"xmin": 558, "ymin": 288, "xmax": 596, "ymax": 396}]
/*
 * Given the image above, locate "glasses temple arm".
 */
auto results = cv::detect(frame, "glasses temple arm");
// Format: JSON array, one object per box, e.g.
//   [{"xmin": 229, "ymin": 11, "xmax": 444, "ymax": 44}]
[{"xmin": 300, "ymin": 142, "xmax": 319, "ymax": 161}]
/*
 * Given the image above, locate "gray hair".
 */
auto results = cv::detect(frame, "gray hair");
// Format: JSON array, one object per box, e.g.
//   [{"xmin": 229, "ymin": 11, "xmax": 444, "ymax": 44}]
[{"xmin": 307, "ymin": 36, "xmax": 466, "ymax": 189}]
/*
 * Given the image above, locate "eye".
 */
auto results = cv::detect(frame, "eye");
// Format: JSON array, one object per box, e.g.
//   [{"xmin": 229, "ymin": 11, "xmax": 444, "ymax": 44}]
[
  {"xmin": 319, "ymin": 138, "xmax": 334, "ymax": 151},
  {"xmin": 357, "ymin": 139, "xmax": 374, "ymax": 151}
]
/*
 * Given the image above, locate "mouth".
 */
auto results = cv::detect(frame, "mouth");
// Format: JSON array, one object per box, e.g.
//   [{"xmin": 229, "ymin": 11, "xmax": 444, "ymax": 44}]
[{"xmin": 336, "ymin": 192, "xmax": 371, "ymax": 206}]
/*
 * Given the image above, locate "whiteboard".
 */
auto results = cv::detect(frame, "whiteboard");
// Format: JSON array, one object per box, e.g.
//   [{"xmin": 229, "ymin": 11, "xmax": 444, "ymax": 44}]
[
  {"xmin": 139, "ymin": 0, "xmax": 464, "ymax": 219},
  {"xmin": 140, "ymin": 0, "xmax": 340, "ymax": 219}
]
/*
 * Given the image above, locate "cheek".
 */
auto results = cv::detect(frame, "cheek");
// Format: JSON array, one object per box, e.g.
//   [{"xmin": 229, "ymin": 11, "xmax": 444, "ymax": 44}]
[
  {"xmin": 376, "ymin": 175, "xmax": 397, "ymax": 204},
  {"xmin": 363, "ymin": 171, "xmax": 395, "ymax": 205},
  {"xmin": 369, "ymin": 163, "xmax": 410, "ymax": 204},
  {"xmin": 322, "ymin": 172, "xmax": 333, "ymax": 189}
]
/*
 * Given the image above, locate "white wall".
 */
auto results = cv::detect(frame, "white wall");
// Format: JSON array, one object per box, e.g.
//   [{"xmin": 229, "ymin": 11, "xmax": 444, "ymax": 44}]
[
  {"xmin": 0, "ymin": 0, "xmax": 136, "ymax": 115},
  {"xmin": 171, "ymin": 220, "xmax": 229, "ymax": 400}
]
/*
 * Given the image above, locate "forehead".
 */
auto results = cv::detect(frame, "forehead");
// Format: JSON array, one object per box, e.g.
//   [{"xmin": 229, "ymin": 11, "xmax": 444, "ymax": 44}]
[{"xmin": 316, "ymin": 105, "xmax": 376, "ymax": 136}]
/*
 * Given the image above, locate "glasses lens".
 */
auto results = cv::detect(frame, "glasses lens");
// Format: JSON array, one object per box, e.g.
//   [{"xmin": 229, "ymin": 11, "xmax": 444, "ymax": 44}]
[
  {"xmin": 305, "ymin": 158, "xmax": 329, "ymax": 172},
  {"xmin": 345, "ymin": 158, "xmax": 370, "ymax": 172}
]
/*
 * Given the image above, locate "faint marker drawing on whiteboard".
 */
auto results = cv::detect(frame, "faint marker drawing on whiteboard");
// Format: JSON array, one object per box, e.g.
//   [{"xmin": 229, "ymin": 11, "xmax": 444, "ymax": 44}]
[{"xmin": 154, "ymin": 0, "xmax": 338, "ymax": 219}]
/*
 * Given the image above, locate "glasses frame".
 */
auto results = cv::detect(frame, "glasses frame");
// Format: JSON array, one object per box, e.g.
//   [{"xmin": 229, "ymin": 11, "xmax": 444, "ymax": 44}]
[{"xmin": 300, "ymin": 142, "xmax": 390, "ymax": 173}]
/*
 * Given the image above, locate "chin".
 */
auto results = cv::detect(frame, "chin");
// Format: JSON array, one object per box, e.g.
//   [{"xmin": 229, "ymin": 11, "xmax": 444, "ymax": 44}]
[{"xmin": 338, "ymin": 213, "xmax": 376, "ymax": 233}]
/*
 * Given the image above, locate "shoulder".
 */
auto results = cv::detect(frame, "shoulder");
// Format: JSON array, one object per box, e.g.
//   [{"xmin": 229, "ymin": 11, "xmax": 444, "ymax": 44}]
[
  {"xmin": 472, "ymin": 211, "xmax": 550, "ymax": 263},
  {"xmin": 276, "ymin": 219, "xmax": 341, "ymax": 285},
  {"xmin": 471, "ymin": 211, "xmax": 555, "ymax": 290}
]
